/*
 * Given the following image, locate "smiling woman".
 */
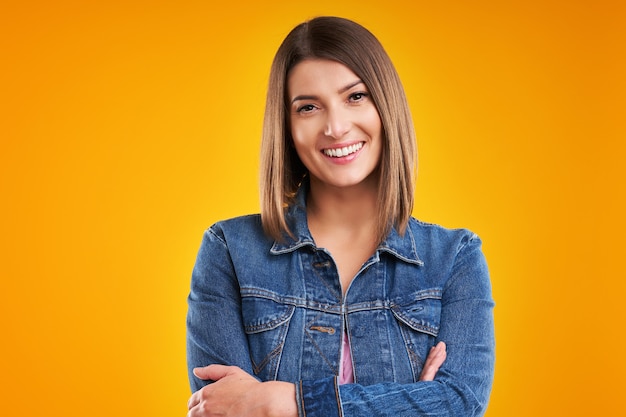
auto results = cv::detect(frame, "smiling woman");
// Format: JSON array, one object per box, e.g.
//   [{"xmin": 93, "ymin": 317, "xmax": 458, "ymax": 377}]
[{"xmin": 186, "ymin": 16, "xmax": 495, "ymax": 417}]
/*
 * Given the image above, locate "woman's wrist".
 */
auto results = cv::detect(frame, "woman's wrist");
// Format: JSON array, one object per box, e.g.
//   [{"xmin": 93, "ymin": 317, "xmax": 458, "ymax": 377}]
[{"xmin": 261, "ymin": 381, "xmax": 298, "ymax": 417}]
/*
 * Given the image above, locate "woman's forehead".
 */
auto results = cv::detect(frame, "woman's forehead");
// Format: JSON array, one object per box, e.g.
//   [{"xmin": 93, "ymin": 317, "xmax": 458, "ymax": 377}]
[{"xmin": 287, "ymin": 59, "xmax": 362, "ymax": 97}]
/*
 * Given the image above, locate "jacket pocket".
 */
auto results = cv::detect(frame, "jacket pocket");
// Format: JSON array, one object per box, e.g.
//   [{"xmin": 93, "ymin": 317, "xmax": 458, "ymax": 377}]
[
  {"xmin": 391, "ymin": 289, "xmax": 442, "ymax": 381},
  {"xmin": 241, "ymin": 295, "xmax": 295, "ymax": 381}
]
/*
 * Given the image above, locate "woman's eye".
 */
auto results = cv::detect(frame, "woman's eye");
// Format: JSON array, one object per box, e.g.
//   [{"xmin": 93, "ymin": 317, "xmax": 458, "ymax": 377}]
[
  {"xmin": 349, "ymin": 92, "xmax": 369, "ymax": 102},
  {"xmin": 297, "ymin": 104, "xmax": 316, "ymax": 113}
]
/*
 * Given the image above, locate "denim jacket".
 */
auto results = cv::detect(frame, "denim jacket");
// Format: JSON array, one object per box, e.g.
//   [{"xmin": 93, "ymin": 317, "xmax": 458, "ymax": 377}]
[{"xmin": 187, "ymin": 188, "xmax": 495, "ymax": 417}]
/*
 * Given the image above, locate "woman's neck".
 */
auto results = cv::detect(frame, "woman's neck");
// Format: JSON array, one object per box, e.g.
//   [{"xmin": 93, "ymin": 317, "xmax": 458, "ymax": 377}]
[{"xmin": 306, "ymin": 176, "xmax": 378, "ymax": 237}]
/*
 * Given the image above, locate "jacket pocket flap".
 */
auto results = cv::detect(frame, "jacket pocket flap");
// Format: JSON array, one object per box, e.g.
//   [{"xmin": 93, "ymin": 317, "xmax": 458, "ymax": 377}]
[
  {"xmin": 242, "ymin": 296, "xmax": 295, "ymax": 334},
  {"xmin": 391, "ymin": 289, "xmax": 442, "ymax": 337}
]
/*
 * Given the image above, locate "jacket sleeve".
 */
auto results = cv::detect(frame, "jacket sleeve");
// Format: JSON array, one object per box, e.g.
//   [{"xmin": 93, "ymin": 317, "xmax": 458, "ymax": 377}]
[
  {"xmin": 186, "ymin": 226, "xmax": 256, "ymax": 392},
  {"xmin": 297, "ymin": 233, "xmax": 495, "ymax": 417}
]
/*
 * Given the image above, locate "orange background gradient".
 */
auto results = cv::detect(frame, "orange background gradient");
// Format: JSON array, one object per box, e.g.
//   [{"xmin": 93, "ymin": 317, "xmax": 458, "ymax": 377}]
[{"xmin": 2, "ymin": 1, "xmax": 624, "ymax": 416}]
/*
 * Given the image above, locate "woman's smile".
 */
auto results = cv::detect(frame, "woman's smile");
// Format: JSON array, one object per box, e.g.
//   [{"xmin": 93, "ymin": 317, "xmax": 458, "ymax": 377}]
[{"xmin": 322, "ymin": 141, "xmax": 364, "ymax": 159}]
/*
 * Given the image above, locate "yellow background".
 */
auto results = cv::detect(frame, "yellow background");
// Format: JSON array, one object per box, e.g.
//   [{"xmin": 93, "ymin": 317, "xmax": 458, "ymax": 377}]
[{"xmin": 2, "ymin": 0, "xmax": 624, "ymax": 415}]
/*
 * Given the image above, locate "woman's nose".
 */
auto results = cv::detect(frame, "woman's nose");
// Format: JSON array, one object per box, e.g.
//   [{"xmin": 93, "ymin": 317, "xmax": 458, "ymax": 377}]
[{"xmin": 324, "ymin": 107, "xmax": 351, "ymax": 139}]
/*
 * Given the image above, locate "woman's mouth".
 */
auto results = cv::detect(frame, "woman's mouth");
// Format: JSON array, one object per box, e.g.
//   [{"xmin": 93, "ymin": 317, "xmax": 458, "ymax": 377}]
[{"xmin": 322, "ymin": 142, "xmax": 364, "ymax": 158}]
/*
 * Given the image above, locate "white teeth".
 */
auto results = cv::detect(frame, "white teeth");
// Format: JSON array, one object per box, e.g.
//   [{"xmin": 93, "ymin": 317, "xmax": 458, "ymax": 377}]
[{"xmin": 323, "ymin": 142, "xmax": 363, "ymax": 158}]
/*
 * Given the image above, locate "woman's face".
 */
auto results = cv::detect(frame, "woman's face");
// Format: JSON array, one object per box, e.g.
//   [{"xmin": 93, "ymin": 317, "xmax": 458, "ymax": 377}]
[{"xmin": 287, "ymin": 59, "xmax": 382, "ymax": 192}]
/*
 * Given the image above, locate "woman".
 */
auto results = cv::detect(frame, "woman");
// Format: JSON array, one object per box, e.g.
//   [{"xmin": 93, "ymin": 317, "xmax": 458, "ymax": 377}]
[{"xmin": 186, "ymin": 16, "xmax": 495, "ymax": 417}]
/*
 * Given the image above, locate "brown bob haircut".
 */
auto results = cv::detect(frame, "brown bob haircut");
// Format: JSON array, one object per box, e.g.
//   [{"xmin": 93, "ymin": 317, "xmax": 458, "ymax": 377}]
[{"xmin": 260, "ymin": 16, "xmax": 416, "ymax": 243}]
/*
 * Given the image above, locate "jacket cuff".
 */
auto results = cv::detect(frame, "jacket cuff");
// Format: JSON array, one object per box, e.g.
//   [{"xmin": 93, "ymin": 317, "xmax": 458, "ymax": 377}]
[{"xmin": 296, "ymin": 376, "xmax": 342, "ymax": 417}]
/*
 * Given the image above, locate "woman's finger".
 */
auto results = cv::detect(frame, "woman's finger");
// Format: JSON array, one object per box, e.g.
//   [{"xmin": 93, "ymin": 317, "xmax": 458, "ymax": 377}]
[{"xmin": 419, "ymin": 341, "xmax": 447, "ymax": 381}]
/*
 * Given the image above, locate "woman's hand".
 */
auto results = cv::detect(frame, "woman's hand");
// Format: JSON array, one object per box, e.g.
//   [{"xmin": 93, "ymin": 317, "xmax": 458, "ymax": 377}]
[
  {"xmin": 419, "ymin": 341, "xmax": 447, "ymax": 381},
  {"xmin": 187, "ymin": 365, "xmax": 297, "ymax": 417}
]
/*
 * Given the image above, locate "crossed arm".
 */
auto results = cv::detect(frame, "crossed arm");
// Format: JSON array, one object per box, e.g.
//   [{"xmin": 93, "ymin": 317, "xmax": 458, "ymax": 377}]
[{"xmin": 186, "ymin": 341, "xmax": 447, "ymax": 417}]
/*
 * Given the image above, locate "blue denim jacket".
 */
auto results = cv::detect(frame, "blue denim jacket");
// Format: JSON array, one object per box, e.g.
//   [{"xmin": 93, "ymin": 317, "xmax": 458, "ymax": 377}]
[{"xmin": 187, "ymin": 188, "xmax": 495, "ymax": 417}]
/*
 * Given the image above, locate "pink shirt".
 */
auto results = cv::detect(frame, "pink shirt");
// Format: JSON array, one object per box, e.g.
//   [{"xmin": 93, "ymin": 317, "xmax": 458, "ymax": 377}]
[{"xmin": 339, "ymin": 331, "xmax": 354, "ymax": 384}]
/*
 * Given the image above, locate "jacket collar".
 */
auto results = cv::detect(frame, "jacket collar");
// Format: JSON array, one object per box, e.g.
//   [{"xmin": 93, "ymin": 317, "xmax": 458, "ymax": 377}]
[{"xmin": 270, "ymin": 185, "xmax": 423, "ymax": 266}]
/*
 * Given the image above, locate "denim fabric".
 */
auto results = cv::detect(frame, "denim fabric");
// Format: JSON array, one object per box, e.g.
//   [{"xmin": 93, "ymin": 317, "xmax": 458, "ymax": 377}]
[{"xmin": 187, "ymin": 187, "xmax": 495, "ymax": 417}]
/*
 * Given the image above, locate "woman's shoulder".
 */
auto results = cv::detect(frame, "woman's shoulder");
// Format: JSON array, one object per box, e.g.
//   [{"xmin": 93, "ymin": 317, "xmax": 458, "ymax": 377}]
[
  {"xmin": 407, "ymin": 217, "xmax": 483, "ymax": 253},
  {"xmin": 202, "ymin": 213, "xmax": 270, "ymax": 246}
]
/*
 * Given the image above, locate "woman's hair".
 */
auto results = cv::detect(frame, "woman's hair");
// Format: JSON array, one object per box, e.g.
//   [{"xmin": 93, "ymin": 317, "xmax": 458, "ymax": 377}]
[{"xmin": 260, "ymin": 16, "xmax": 416, "ymax": 243}]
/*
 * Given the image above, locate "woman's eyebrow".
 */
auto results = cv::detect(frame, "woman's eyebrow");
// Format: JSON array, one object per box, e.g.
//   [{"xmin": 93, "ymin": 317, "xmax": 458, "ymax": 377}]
[
  {"xmin": 291, "ymin": 79, "xmax": 364, "ymax": 104},
  {"xmin": 291, "ymin": 94, "xmax": 318, "ymax": 104},
  {"xmin": 339, "ymin": 79, "xmax": 364, "ymax": 94}
]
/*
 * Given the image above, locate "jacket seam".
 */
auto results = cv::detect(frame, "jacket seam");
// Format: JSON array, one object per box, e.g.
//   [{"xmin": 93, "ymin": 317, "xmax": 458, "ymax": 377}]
[
  {"xmin": 334, "ymin": 377, "xmax": 343, "ymax": 417},
  {"xmin": 207, "ymin": 227, "xmax": 227, "ymax": 246}
]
